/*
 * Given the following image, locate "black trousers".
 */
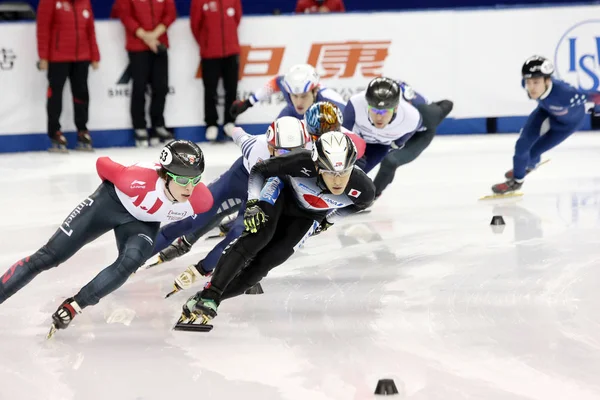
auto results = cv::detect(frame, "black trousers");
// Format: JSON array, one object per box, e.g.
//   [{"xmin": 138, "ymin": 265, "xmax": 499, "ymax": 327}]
[
  {"xmin": 129, "ymin": 50, "xmax": 169, "ymax": 130},
  {"xmin": 0, "ymin": 182, "xmax": 160, "ymax": 309},
  {"xmin": 373, "ymin": 100, "xmax": 454, "ymax": 196},
  {"xmin": 201, "ymin": 54, "xmax": 239, "ymax": 127},
  {"xmin": 204, "ymin": 181, "xmax": 315, "ymax": 303},
  {"xmin": 47, "ymin": 61, "xmax": 90, "ymax": 137}
]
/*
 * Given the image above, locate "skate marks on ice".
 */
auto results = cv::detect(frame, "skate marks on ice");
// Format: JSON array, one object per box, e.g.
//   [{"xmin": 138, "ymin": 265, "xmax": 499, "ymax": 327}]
[{"xmin": 3, "ymin": 138, "xmax": 600, "ymax": 399}]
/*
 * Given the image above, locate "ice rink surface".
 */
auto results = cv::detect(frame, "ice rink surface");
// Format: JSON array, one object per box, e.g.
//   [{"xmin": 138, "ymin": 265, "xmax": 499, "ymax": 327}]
[{"xmin": 1, "ymin": 132, "xmax": 600, "ymax": 400}]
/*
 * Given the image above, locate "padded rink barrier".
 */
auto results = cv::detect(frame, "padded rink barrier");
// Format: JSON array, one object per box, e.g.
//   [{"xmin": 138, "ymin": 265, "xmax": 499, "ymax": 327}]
[{"xmin": 0, "ymin": 3, "xmax": 597, "ymax": 152}]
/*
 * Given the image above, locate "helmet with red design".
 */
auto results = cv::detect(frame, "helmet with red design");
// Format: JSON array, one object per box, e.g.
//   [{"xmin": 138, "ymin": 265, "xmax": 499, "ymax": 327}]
[
  {"xmin": 159, "ymin": 140, "xmax": 205, "ymax": 178},
  {"xmin": 265, "ymin": 116, "xmax": 311, "ymax": 156},
  {"xmin": 311, "ymin": 131, "xmax": 357, "ymax": 173}
]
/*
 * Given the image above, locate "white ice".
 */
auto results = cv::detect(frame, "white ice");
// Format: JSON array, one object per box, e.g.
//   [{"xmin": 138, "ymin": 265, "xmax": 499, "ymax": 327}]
[{"xmin": 1, "ymin": 133, "xmax": 600, "ymax": 400}]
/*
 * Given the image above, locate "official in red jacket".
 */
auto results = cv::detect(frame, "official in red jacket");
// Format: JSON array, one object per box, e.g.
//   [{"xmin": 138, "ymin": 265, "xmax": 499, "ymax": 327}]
[
  {"xmin": 295, "ymin": 0, "xmax": 346, "ymax": 13},
  {"xmin": 190, "ymin": 0, "xmax": 242, "ymax": 142},
  {"xmin": 36, "ymin": 0, "xmax": 100, "ymax": 151},
  {"xmin": 114, "ymin": 0, "xmax": 177, "ymax": 147}
]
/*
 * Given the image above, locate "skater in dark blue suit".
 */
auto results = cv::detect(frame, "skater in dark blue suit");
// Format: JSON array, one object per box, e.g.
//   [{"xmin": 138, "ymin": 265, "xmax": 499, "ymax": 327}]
[{"xmin": 492, "ymin": 55, "xmax": 600, "ymax": 195}]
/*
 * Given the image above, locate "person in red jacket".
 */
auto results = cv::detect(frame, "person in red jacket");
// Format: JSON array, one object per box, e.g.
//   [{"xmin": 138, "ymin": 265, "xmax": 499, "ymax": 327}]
[
  {"xmin": 295, "ymin": 0, "xmax": 345, "ymax": 13},
  {"xmin": 114, "ymin": 0, "xmax": 177, "ymax": 147},
  {"xmin": 36, "ymin": 0, "xmax": 100, "ymax": 152},
  {"xmin": 190, "ymin": 0, "xmax": 242, "ymax": 142},
  {"xmin": 0, "ymin": 140, "xmax": 213, "ymax": 338}
]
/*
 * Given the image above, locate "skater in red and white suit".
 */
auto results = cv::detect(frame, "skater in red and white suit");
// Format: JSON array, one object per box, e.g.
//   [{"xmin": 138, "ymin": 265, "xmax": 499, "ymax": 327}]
[{"xmin": 0, "ymin": 140, "xmax": 212, "ymax": 336}]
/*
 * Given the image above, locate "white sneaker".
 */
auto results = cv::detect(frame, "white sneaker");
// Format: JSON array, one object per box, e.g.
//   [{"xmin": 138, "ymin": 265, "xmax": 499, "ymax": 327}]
[
  {"xmin": 135, "ymin": 129, "xmax": 149, "ymax": 148},
  {"xmin": 205, "ymin": 126, "xmax": 218, "ymax": 141},
  {"xmin": 154, "ymin": 126, "xmax": 173, "ymax": 141},
  {"xmin": 223, "ymin": 123, "xmax": 236, "ymax": 138}
]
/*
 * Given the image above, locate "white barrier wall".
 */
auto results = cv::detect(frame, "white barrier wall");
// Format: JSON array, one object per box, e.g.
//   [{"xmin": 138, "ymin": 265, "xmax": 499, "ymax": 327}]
[{"xmin": 0, "ymin": 5, "xmax": 599, "ymax": 135}]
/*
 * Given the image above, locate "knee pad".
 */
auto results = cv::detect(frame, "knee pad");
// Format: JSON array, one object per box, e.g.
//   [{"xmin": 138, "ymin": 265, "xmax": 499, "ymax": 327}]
[
  {"xmin": 117, "ymin": 248, "xmax": 146, "ymax": 276},
  {"xmin": 380, "ymin": 155, "xmax": 400, "ymax": 170}
]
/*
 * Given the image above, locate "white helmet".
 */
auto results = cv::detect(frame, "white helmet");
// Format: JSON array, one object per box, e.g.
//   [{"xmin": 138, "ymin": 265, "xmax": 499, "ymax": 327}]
[
  {"xmin": 282, "ymin": 64, "xmax": 320, "ymax": 94},
  {"xmin": 266, "ymin": 116, "xmax": 311, "ymax": 150},
  {"xmin": 311, "ymin": 131, "xmax": 357, "ymax": 172}
]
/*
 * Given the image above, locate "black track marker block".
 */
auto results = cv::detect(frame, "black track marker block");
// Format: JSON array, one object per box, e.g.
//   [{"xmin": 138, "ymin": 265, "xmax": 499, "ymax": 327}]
[
  {"xmin": 374, "ymin": 379, "xmax": 399, "ymax": 395},
  {"xmin": 490, "ymin": 215, "xmax": 505, "ymax": 225}
]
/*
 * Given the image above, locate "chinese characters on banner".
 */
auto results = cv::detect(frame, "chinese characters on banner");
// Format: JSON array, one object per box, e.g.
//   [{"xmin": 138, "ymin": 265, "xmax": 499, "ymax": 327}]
[{"xmin": 195, "ymin": 41, "xmax": 391, "ymax": 79}]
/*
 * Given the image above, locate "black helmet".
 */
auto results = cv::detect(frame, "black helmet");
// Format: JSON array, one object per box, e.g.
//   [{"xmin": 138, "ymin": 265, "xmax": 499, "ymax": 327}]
[
  {"xmin": 365, "ymin": 77, "xmax": 400, "ymax": 109},
  {"xmin": 522, "ymin": 55, "xmax": 554, "ymax": 79},
  {"xmin": 159, "ymin": 140, "xmax": 205, "ymax": 177},
  {"xmin": 311, "ymin": 131, "xmax": 357, "ymax": 172}
]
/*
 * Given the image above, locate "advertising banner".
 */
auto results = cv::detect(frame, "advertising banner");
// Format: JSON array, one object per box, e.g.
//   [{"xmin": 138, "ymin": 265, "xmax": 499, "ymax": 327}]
[{"xmin": 0, "ymin": 5, "xmax": 599, "ymax": 136}]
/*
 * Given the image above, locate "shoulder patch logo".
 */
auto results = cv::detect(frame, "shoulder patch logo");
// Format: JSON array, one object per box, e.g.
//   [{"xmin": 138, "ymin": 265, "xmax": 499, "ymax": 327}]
[{"xmin": 348, "ymin": 189, "xmax": 361, "ymax": 198}]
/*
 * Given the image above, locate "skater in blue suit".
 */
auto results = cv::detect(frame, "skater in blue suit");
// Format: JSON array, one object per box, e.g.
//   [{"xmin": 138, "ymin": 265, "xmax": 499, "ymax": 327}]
[{"xmin": 492, "ymin": 55, "xmax": 600, "ymax": 194}]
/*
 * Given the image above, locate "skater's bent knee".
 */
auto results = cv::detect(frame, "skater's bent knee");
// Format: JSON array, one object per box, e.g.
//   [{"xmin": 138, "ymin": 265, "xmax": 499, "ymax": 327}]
[
  {"xmin": 380, "ymin": 156, "xmax": 400, "ymax": 170},
  {"xmin": 438, "ymin": 100, "xmax": 454, "ymax": 114},
  {"xmin": 118, "ymin": 249, "xmax": 146, "ymax": 275}
]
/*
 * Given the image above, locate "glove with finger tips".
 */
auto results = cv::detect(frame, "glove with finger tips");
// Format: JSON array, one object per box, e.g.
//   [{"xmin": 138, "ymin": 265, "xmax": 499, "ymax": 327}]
[{"xmin": 244, "ymin": 201, "xmax": 268, "ymax": 233}]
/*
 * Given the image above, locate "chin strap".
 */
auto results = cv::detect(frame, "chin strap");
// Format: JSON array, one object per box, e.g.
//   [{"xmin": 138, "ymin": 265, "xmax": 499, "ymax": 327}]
[
  {"xmin": 165, "ymin": 178, "xmax": 179, "ymax": 203},
  {"xmin": 315, "ymin": 168, "xmax": 331, "ymax": 194}
]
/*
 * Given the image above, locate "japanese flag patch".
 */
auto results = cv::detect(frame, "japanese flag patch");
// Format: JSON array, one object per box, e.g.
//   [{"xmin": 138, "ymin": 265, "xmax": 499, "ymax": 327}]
[{"xmin": 348, "ymin": 189, "xmax": 361, "ymax": 198}]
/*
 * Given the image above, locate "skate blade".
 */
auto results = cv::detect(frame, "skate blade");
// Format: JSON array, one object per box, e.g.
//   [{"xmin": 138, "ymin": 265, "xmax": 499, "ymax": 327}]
[
  {"xmin": 165, "ymin": 285, "xmax": 181, "ymax": 299},
  {"xmin": 173, "ymin": 322, "xmax": 213, "ymax": 332},
  {"xmin": 206, "ymin": 232, "xmax": 225, "ymax": 240},
  {"xmin": 142, "ymin": 256, "xmax": 164, "ymax": 270},
  {"xmin": 173, "ymin": 313, "xmax": 213, "ymax": 332},
  {"xmin": 479, "ymin": 192, "xmax": 524, "ymax": 201},
  {"xmin": 46, "ymin": 323, "xmax": 58, "ymax": 339},
  {"xmin": 536, "ymin": 159, "xmax": 550, "ymax": 168}
]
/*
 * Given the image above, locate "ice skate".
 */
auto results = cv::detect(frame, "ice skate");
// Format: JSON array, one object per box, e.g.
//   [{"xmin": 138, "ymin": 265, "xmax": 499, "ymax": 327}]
[
  {"xmin": 165, "ymin": 261, "xmax": 211, "ymax": 298},
  {"xmin": 48, "ymin": 131, "xmax": 68, "ymax": 153},
  {"xmin": 173, "ymin": 292, "xmax": 216, "ymax": 332},
  {"xmin": 480, "ymin": 178, "xmax": 524, "ymax": 200},
  {"xmin": 504, "ymin": 159, "xmax": 550, "ymax": 179},
  {"xmin": 134, "ymin": 129, "xmax": 149, "ymax": 148},
  {"xmin": 75, "ymin": 130, "xmax": 93, "ymax": 152},
  {"xmin": 47, "ymin": 298, "xmax": 82, "ymax": 339}
]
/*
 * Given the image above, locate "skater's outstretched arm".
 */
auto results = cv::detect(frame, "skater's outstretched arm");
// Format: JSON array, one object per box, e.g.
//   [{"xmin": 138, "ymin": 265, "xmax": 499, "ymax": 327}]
[{"xmin": 230, "ymin": 76, "xmax": 284, "ymax": 118}]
